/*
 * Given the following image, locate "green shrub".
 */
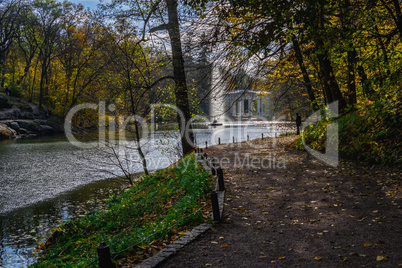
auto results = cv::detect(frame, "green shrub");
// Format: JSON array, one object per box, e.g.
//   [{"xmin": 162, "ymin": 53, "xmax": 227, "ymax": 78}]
[
  {"xmin": 8, "ymin": 82, "xmax": 23, "ymax": 97},
  {"xmin": 295, "ymin": 91, "xmax": 402, "ymax": 168}
]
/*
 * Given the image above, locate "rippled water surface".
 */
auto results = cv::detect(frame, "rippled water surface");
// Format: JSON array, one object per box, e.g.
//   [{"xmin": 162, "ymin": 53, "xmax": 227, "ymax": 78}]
[{"xmin": 0, "ymin": 123, "xmax": 294, "ymax": 267}]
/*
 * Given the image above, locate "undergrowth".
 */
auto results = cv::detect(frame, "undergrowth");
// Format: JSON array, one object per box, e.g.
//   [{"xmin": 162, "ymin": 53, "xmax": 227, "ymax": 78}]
[
  {"xmin": 31, "ymin": 155, "xmax": 213, "ymax": 267},
  {"xmin": 295, "ymin": 91, "xmax": 401, "ymax": 168}
]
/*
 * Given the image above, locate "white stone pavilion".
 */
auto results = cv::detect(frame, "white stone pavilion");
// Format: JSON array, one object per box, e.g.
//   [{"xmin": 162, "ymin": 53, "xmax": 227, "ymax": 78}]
[{"xmin": 224, "ymin": 90, "xmax": 270, "ymax": 119}]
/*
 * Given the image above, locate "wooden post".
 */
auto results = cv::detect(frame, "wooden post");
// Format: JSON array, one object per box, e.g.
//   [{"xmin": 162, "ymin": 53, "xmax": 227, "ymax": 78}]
[
  {"xmin": 211, "ymin": 191, "xmax": 220, "ymax": 222},
  {"xmin": 232, "ymin": 136, "xmax": 235, "ymax": 143},
  {"xmin": 247, "ymin": 135, "xmax": 249, "ymax": 141},
  {"xmin": 218, "ymin": 137, "xmax": 221, "ymax": 145},
  {"xmin": 210, "ymin": 157, "xmax": 216, "ymax": 175},
  {"xmin": 261, "ymin": 133, "xmax": 264, "ymax": 140},
  {"xmin": 217, "ymin": 167, "xmax": 225, "ymax": 191},
  {"xmin": 205, "ymin": 141, "xmax": 208, "ymax": 148},
  {"xmin": 97, "ymin": 242, "xmax": 113, "ymax": 268}
]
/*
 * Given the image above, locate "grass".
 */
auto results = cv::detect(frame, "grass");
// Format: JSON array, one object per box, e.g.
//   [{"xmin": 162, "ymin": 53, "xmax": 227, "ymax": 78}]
[
  {"xmin": 279, "ymin": 131, "xmax": 297, "ymax": 137},
  {"xmin": 31, "ymin": 154, "xmax": 213, "ymax": 267}
]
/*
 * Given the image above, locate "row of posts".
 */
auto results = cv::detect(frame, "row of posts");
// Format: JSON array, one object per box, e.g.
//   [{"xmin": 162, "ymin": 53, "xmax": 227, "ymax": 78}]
[
  {"xmin": 195, "ymin": 149, "xmax": 225, "ymax": 223},
  {"xmin": 202, "ymin": 132, "xmax": 284, "ymax": 148}
]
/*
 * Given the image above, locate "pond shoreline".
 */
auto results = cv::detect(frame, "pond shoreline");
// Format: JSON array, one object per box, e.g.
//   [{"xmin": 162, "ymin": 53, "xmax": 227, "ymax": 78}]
[{"xmin": 0, "ymin": 174, "xmax": 141, "ymax": 268}]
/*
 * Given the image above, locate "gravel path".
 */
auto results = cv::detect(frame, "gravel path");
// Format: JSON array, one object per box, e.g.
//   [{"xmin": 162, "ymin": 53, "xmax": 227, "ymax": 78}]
[{"xmin": 160, "ymin": 136, "xmax": 401, "ymax": 267}]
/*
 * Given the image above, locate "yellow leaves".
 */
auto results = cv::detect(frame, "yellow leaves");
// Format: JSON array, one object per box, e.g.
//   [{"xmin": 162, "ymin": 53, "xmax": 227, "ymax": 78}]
[
  {"xmin": 364, "ymin": 243, "xmax": 371, "ymax": 247},
  {"xmin": 278, "ymin": 256, "xmax": 286, "ymax": 260},
  {"xmin": 341, "ymin": 257, "xmax": 348, "ymax": 262},
  {"xmin": 220, "ymin": 244, "xmax": 228, "ymax": 248},
  {"xmin": 376, "ymin": 256, "xmax": 388, "ymax": 261},
  {"xmin": 314, "ymin": 256, "xmax": 322, "ymax": 261}
]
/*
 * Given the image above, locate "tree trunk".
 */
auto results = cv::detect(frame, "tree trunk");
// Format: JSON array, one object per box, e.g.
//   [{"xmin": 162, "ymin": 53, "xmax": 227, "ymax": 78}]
[
  {"xmin": 392, "ymin": 0, "xmax": 402, "ymax": 38},
  {"xmin": 316, "ymin": 52, "xmax": 334, "ymax": 104},
  {"xmin": 315, "ymin": 39, "xmax": 346, "ymax": 111},
  {"xmin": 134, "ymin": 121, "xmax": 149, "ymax": 175},
  {"xmin": 292, "ymin": 37, "xmax": 318, "ymax": 110},
  {"xmin": 357, "ymin": 64, "xmax": 371, "ymax": 97},
  {"xmin": 347, "ymin": 47, "xmax": 357, "ymax": 105},
  {"xmin": 166, "ymin": 0, "xmax": 194, "ymax": 156},
  {"xmin": 39, "ymin": 61, "xmax": 47, "ymax": 109}
]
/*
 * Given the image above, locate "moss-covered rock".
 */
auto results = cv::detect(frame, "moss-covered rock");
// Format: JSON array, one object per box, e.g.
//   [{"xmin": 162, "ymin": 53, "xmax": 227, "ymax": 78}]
[{"xmin": 0, "ymin": 123, "xmax": 17, "ymax": 139}]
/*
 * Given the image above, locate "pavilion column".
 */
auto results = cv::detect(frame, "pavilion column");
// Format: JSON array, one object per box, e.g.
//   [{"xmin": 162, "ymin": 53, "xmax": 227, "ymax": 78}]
[
  {"xmin": 239, "ymin": 101, "xmax": 242, "ymax": 118},
  {"xmin": 257, "ymin": 99, "xmax": 261, "ymax": 116},
  {"xmin": 230, "ymin": 97, "xmax": 234, "ymax": 117}
]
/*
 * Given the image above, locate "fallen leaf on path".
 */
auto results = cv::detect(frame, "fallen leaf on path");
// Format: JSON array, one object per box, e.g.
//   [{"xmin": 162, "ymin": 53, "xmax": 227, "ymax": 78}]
[{"xmin": 376, "ymin": 256, "xmax": 388, "ymax": 261}]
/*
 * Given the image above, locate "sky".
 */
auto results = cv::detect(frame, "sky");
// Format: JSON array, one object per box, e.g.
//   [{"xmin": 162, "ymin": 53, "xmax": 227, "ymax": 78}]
[{"xmin": 68, "ymin": 0, "xmax": 102, "ymax": 10}]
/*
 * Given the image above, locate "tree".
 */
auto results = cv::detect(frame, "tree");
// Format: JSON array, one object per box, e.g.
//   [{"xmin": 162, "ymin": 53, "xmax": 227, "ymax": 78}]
[
  {"xmin": 0, "ymin": 0, "xmax": 25, "ymax": 87},
  {"xmin": 190, "ymin": 0, "xmax": 401, "ymax": 113},
  {"xmin": 103, "ymin": 0, "xmax": 195, "ymax": 156},
  {"xmin": 33, "ymin": 0, "xmax": 64, "ymax": 109}
]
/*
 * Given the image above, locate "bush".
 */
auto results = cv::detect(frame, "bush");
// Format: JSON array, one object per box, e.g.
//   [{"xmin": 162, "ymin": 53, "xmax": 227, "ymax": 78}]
[
  {"xmin": 8, "ymin": 82, "xmax": 23, "ymax": 97},
  {"xmin": 295, "ymin": 91, "xmax": 402, "ymax": 168}
]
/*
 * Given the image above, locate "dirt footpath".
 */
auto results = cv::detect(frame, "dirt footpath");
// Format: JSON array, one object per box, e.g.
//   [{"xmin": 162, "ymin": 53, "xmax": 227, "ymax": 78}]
[{"xmin": 161, "ymin": 136, "xmax": 401, "ymax": 267}]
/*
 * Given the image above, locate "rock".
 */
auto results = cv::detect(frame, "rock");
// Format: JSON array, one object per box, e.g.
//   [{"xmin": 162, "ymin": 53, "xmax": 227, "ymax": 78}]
[
  {"xmin": 19, "ymin": 111, "xmax": 34, "ymax": 119},
  {"xmin": 34, "ymin": 119, "xmax": 48, "ymax": 125},
  {"xmin": 0, "ymin": 123, "xmax": 17, "ymax": 139},
  {"xmin": 41, "ymin": 125, "xmax": 54, "ymax": 134},
  {"xmin": 15, "ymin": 120, "xmax": 42, "ymax": 132},
  {"xmin": 0, "ymin": 96, "xmax": 12, "ymax": 109},
  {"xmin": 0, "ymin": 106, "xmax": 21, "ymax": 120},
  {"xmin": 18, "ymin": 128, "xmax": 28, "ymax": 134},
  {"xmin": 10, "ymin": 121, "xmax": 20, "ymax": 131}
]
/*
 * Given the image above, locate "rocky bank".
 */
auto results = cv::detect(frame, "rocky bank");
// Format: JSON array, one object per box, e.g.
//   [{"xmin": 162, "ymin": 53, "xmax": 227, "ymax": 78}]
[{"xmin": 0, "ymin": 95, "xmax": 63, "ymax": 140}]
